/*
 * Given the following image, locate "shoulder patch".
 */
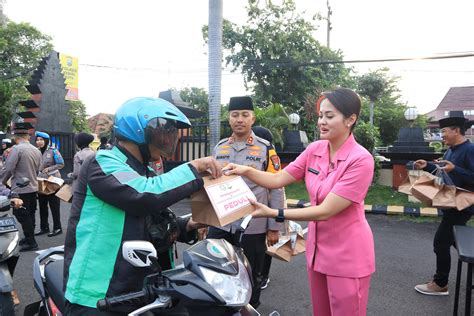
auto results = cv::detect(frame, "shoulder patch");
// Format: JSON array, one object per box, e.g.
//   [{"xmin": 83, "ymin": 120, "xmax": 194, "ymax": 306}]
[
  {"xmin": 254, "ymin": 136, "xmax": 270, "ymax": 147},
  {"xmin": 217, "ymin": 138, "xmax": 229, "ymax": 146}
]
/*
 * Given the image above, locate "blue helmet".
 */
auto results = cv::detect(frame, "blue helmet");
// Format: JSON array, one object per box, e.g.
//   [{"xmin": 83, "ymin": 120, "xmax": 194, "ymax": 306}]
[
  {"xmin": 35, "ymin": 131, "xmax": 50, "ymax": 139},
  {"xmin": 114, "ymin": 97, "xmax": 191, "ymax": 157}
]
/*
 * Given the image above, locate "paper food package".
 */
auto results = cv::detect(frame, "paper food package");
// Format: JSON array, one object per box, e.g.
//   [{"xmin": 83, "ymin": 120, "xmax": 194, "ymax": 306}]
[{"xmin": 191, "ymin": 174, "xmax": 256, "ymax": 227}]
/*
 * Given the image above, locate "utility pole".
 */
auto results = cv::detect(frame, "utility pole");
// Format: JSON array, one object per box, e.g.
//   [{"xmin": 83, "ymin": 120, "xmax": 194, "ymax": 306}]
[
  {"xmin": 326, "ymin": 0, "xmax": 332, "ymax": 48},
  {"xmin": 208, "ymin": 0, "xmax": 223, "ymax": 151},
  {"xmin": 0, "ymin": 0, "xmax": 7, "ymax": 27}
]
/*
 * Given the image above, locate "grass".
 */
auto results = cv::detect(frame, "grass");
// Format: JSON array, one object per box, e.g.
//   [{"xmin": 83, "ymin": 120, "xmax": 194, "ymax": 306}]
[
  {"xmin": 285, "ymin": 182, "xmax": 474, "ymax": 225},
  {"xmin": 285, "ymin": 182, "xmax": 421, "ymax": 207}
]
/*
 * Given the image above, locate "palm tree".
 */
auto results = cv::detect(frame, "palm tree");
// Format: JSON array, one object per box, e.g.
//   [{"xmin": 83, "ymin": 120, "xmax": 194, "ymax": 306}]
[
  {"xmin": 208, "ymin": 0, "xmax": 223, "ymax": 150},
  {"xmin": 254, "ymin": 103, "xmax": 290, "ymax": 148}
]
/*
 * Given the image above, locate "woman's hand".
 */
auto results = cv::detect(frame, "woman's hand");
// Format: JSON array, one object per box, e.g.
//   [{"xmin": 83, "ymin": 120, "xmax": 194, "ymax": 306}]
[
  {"xmin": 248, "ymin": 199, "xmax": 277, "ymax": 218},
  {"xmin": 222, "ymin": 163, "xmax": 251, "ymax": 176}
]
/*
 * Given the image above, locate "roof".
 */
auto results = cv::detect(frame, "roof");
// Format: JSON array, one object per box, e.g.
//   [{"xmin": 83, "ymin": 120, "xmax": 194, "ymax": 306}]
[
  {"xmin": 158, "ymin": 89, "xmax": 205, "ymax": 119},
  {"xmin": 426, "ymin": 86, "xmax": 474, "ymax": 123}
]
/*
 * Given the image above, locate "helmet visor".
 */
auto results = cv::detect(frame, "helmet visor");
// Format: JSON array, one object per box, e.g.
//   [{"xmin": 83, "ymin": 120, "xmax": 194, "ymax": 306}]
[{"xmin": 144, "ymin": 118, "xmax": 179, "ymax": 158}]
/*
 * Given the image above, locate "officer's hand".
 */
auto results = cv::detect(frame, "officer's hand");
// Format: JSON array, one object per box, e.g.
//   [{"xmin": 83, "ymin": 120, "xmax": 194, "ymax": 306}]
[
  {"xmin": 266, "ymin": 230, "xmax": 279, "ymax": 247},
  {"xmin": 190, "ymin": 157, "xmax": 222, "ymax": 179},
  {"xmin": 10, "ymin": 198, "xmax": 23, "ymax": 208},
  {"xmin": 414, "ymin": 159, "xmax": 427, "ymax": 170},
  {"xmin": 222, "ymin": 163, "xmax": 251, "ymax": 176}
]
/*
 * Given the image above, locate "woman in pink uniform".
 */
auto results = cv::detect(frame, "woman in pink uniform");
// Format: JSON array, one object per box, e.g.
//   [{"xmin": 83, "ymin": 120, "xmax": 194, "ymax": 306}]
[{"xmin": 225, "ymin": 88, "xmax": 375, "ymax": 316}]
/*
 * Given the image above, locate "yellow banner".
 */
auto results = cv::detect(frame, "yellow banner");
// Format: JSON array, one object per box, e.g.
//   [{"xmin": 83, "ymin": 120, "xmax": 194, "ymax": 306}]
[{"xmin": 59, "ymin": 53, "xmax": 79, "ymax": 100}]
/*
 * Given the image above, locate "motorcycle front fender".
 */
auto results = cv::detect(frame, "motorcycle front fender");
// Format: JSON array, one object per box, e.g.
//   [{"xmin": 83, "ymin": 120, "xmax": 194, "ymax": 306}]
[
  {"xmin": 236, "ymin": 304, "xmax": 260, "ymax": 316},
  {"xmin": 0, "ymin": 263, "xmax": 13, "ymax": 293}
]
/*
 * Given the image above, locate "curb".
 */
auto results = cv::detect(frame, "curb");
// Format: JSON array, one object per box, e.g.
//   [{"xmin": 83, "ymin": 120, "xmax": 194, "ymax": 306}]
[{"xmin": 286, "ymin": 199, "xmax": 441, "ymax": 217}]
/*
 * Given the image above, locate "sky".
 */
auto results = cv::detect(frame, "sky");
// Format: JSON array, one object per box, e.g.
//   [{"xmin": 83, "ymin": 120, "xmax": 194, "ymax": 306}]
[{"xmin": 5, "ymin": 0, "xmax": 474, "ymax": 116}]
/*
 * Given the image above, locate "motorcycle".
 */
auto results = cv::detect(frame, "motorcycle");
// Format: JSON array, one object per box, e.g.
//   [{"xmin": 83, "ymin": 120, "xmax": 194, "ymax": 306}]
[
  {"xmin": 0, "ymin": 177, "xmax": 30, "ymax": 314},
  {"xmin": 24, "ymin": 215, "xmax": 261, "ymax": 316}
]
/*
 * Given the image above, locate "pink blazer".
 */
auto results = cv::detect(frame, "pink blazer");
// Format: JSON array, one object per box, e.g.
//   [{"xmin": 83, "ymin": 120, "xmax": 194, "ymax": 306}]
[{"xmin": 285, "ymin": 134, "xmax": 375, "ymax": 278}]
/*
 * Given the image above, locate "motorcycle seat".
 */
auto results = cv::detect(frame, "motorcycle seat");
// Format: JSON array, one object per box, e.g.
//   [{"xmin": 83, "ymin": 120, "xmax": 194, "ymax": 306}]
[{"xmin": 44, "ymin": 259, "xmax": 66, "ymax": 312}]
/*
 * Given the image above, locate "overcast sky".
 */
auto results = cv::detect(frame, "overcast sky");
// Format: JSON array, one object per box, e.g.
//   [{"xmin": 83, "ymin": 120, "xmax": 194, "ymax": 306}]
[{"xmin": 5, "ymin": 0, "xmax": 474, "ymax": 116}]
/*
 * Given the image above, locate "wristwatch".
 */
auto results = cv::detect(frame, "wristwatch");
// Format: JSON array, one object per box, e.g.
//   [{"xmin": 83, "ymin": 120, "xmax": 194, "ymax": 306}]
[{"xmin": 275, "ymin": 208, "xmax": 285, "ymax": 223}]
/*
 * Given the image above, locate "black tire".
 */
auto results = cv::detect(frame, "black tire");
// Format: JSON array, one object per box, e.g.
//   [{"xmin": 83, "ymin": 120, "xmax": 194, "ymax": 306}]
[{"xmin": 0, "ymin": 291, "xmax": 14, "ymax": 316}]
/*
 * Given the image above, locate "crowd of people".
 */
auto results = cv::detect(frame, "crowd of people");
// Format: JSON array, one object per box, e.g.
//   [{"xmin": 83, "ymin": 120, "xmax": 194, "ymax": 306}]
[{"xmin": 0, "ymin": 87, "xmax": 473, "ymax": 315}]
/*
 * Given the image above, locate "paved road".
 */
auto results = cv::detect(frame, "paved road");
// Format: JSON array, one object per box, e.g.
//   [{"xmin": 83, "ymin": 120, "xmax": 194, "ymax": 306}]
[{"xmin": 11, "ymin": 200, "xmax": 469, "ymax": 315}]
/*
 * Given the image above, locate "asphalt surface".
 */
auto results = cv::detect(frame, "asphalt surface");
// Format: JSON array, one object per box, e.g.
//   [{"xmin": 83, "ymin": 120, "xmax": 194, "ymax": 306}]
[{"xmin": 9, "ymin": 200, "xmax": 470, "ymax": 316}]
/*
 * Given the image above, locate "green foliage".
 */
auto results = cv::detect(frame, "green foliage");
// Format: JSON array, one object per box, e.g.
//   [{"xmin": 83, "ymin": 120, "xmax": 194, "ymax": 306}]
[
  {"xmin": 0, "ymin": 81, "xmax": 12, "ymax": 131},
  {"xmin": 355, "ymin": 69, "xmax": 430, "ymax": 146},
  {"xmin": 0, "ymin": 21, "xmax": 53, "ymax": 131},
  {"xmin": 68, "ymin": 100, "xmax": 91, "ymax": 133},
  {"xmin": 178, "ymin": 87, "xmax": 209, "ymax": 113},
  {"xmin": 253, "ymin": 103, "xmax": 290, "ymax": 147},
  {"xmin": 429, "ymin": 141, "xmax": 443, "ymax": 153},
  {"xmin": 357, "ymin": 71, "xmax": 386, "ymax": 102},
  {"xmin": 203, "ymin": 0, "xmax": 353, "ymax": 115},
  {"xmin": 353, "ymin": 121, "xmax": 380, "ymax": 154}
]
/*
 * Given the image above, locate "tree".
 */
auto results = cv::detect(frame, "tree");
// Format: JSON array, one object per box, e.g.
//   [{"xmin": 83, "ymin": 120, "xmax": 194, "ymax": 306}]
[
  {"xmin": 0, "ymin": 81, "xmax": 12, "ymax": 131},
  {"xmin": 178, "ymin": 87, "xmax": 209, "ymax": 113},
  {"xmin": 355, "ymin": 69, "xmax": 430, "ymax": 146},
  {"xmin": 0, "ymin": 21, "xmax": 53, "ymax": 131},
  {"xmin": 68, "ymin": 100, "xmax": 91, "ymax": 133},
  {"xmin": 254, "ymin": 103, "xmax": 290, "ymax": 147},
  {"xmin": 357, "ymin": 70, "xmax": 386, "ymax": 127},
  {"xmin": 203, "ymin": 0, "xmax": 353, "ymax": 114}
]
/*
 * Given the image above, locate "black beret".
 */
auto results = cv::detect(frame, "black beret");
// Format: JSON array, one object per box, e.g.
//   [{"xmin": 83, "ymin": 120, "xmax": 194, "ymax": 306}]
[
  {"xmin": 75, "ymin": 132, "xmax": 95, "ymax": 149},
  {"xmin": 228, "ymin": 96, "xmax": 253, "ymax": 112}
]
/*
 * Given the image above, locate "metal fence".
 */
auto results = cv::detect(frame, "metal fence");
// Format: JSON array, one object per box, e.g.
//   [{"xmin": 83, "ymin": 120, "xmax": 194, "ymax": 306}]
[{"xmin": 164, "ymin": 121, "xmax": 232, "ymax": 170}]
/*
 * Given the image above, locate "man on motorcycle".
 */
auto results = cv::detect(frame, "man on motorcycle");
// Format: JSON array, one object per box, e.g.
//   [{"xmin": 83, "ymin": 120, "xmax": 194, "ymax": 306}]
[{"xmin": 63, "ymin": 97, "xmax": 221, "ymax": 315}]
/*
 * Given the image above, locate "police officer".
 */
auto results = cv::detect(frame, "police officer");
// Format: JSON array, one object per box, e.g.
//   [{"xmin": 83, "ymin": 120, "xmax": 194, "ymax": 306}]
[
  {"xmin": 207, "ymin": 96, "xmax": 284, "ymax": 308},
  {"xmin": 35, "ymin": 131, "xmax": 65, "ymax": 237},
  {"xmin": 0, "ymin": 125, "xmax": 42, "ymax": 251}
]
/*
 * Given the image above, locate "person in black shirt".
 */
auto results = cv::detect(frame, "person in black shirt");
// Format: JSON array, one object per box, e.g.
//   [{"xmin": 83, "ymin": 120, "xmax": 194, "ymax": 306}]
[
  {"xmin": 97, "ymin": 136, "xmax": 111, "ymax": 150},
  {"xmin": 414, "ymin": 111, "xmax": 474, "ymax": 296}
]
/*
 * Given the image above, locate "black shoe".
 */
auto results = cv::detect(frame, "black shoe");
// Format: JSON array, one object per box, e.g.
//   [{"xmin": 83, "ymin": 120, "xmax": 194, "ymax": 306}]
[
  {"xmin": 35, "ymin": 229, "xmax": 50, "ymax": 236},
  {"xmin": 19, "ymin": 242, "xmax": 39, "ymax": 252},
  {"xmin": 261, "ymin": 277, "xmax": 270, "ymax": 290},
  {"xmin": 47, "ymin": 229, "xmax": 62, "ymax": 237}
]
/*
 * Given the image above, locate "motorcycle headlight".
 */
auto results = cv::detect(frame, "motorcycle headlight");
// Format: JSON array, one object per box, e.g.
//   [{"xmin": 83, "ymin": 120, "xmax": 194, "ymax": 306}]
[
  {"xmin": 199, "ymin": 260, "xmax": 252, "ymax": 306},
  {"xmin": 2, "ymin": 232, "xmax": 19, "ymax": 258}
]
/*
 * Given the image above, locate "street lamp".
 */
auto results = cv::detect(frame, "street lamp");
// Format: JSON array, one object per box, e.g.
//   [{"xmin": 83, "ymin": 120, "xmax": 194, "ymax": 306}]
[
  {"xmin": 289, "ymin": 113, "xmax": 300, "ymax": 130},
  {"xmin": 404, "ymin": 107, "xmax": 418, "ymax": 121},
  {"xmin": 404, "ymin": 107, "xmax": 418, "ymax": 128}
]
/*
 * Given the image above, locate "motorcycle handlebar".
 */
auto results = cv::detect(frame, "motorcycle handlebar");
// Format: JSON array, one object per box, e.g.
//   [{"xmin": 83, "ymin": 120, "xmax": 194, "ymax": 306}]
[{"xmin": 96, "ymin": 289, "xmax": 150, "ymax": 312}]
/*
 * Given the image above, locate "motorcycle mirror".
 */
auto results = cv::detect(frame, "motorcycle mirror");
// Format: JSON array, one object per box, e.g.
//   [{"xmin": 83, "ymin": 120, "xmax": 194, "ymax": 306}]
[
  {"xmin": 122, "ymin": 241, "xmax": 157, "ymax": 268},
  {"xmin": 16, "ymin": 177, "xmax": 30, "ymax": 188},
  {"xmin": 240, "ymin": 214, "xmax": 252, "ymax": 231}
]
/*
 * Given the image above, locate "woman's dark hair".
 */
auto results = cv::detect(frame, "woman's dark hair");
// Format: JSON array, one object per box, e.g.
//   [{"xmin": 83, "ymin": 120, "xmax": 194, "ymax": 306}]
[{"xmin": 321, "ymin": 88, "xmax": 361, "ymax": 131}]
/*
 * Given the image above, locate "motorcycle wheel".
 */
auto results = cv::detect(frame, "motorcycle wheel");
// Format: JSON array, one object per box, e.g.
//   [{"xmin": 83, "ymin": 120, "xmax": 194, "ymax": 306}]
[{"xmin": 0, "ymin": 292, "xmax": 15, "ymax": 316}]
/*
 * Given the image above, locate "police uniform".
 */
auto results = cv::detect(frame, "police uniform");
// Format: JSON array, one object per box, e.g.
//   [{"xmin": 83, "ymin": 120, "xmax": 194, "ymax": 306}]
[
  {"xmin": 37, "ymin": 145, "xmax": 65, "ymax": 234},
  {"xmin": 209, "ymin": 130, "xmax": 284, "ymax": 307}
]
